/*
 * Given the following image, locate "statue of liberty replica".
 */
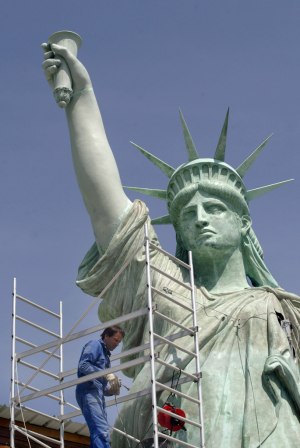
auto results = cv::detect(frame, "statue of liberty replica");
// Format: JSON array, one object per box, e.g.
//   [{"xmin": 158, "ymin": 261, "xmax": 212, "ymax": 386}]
[{"xmin": 42, "ymin": 33, "xmax": 300, "ymax": 447}]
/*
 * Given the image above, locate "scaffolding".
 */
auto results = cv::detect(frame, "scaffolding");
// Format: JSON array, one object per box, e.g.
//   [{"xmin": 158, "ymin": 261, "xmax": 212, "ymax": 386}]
[
  {"xmin": 10, "ymin": 223, "xmax": 205, "ymax": 448},
  {"xmin": 10, "ymin": 278, "xmax": 65, "ymax": 448}
]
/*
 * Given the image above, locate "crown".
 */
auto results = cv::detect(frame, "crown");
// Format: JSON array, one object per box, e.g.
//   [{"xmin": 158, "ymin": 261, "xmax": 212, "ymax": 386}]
[{"xmin": 125, "ymin": 109, "xmax": 293, "ymax": 225}]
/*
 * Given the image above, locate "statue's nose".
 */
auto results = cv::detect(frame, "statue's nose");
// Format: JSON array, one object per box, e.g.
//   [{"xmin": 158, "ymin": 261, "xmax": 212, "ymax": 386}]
[{"xmin": 195, "ymin": 207, "xmax": 209, "ymax": 227}]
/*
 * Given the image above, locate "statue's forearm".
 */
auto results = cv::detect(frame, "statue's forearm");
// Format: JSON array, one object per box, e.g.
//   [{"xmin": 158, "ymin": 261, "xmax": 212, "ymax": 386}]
[{"xmin": 66, "ymin": 89, "xmax": 131, "ymax": 250}]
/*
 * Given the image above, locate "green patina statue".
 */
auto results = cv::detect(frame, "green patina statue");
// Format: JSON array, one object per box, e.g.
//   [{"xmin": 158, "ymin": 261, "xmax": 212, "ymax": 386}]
[{"xmin": 42, "ymin": 34, "xmax": 300, "ymax": 447}]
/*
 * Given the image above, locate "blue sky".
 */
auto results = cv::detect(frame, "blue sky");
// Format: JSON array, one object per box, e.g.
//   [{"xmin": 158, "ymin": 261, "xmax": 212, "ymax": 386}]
[{"xmin": 1, "ymin": 0, "xmax": 300, "ymax": 429}]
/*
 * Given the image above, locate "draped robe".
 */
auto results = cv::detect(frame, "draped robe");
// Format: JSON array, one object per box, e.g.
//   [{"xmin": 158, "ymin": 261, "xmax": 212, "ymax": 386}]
[{"xmin": 77, "ymin": 200, "xmax": 300, "ymax": 447}]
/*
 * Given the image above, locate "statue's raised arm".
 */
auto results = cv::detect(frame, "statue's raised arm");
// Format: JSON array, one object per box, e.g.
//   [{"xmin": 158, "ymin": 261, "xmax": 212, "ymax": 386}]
[{"xmin": 42, "ymin": 40, "xmax": 132, "ymax": 251}]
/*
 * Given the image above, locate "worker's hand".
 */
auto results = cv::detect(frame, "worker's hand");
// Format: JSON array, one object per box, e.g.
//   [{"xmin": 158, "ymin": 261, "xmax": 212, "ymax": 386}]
[{"xmin": 105, "ymin": 373, "xmax": 121, "ymax": 395}]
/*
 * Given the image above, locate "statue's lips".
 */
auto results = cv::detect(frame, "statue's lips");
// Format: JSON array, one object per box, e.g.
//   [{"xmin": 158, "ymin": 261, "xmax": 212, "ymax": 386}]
[
  {"xmin": 196, "ymin": 229, "xmax": 217, "ymax": 240},
  {"xmin": 198, "ymin": 229, "xmax": 216, "ymax": 235}
]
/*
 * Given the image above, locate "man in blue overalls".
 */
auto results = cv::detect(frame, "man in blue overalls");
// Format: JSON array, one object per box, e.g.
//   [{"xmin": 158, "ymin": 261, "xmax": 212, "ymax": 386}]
[{"xmin": 76, "ymin": 326, "xmax": 124, "ymax": 447}]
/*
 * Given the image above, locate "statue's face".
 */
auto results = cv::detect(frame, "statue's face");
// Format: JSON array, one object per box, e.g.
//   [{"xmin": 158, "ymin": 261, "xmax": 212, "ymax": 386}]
[{"xmin": 178, "ymin": 190, "xmax": 250, "ymax": 257}]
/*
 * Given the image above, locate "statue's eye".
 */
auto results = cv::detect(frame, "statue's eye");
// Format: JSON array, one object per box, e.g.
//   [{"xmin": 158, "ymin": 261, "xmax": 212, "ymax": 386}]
[
  {"xmin": 181, "ymin": 209, "xmax": 196, "ymax": 220},
  {"xmin": 206, "ymin": 204, "xmax": 226, "ymax": 214}
]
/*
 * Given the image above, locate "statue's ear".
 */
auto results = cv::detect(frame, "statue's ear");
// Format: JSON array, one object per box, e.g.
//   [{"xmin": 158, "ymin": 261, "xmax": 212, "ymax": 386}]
[
  {"xmin": 175, "ymin": 232, "xmax": 189, "ymax": 264},
  {"xmin": 176, "ymin": 231, "xmax": 184, "ymax": 247},
  {"xmin": 241, "ymin": 215, "xmax": 252, "ymax": 236}
]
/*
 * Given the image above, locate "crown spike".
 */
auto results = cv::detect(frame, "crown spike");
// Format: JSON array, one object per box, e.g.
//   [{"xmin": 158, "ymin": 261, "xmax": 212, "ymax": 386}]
[
  {"xmin": 179, "ymin": 109, "xmax": 199, "ymax": 161},
  {"xmin": 247, "ymin": 179, "xmax": 294, "ymax": 201},
  {"xmin": 124, "ymin": 186, "xmax": 167, "ymax": 200},
  {"xmin": 151, "ymin": 215, "xmax": 172, "ymax": 225},
  {"xmin": 214, "ymin": 108, "xmax": 229, "ymax": 161},
  {"xmin": 236, "ymin": 134, "xmax": 273, "ymax": 178},
  {"xmin": 130, "ymin": 142, "xmax": 175, "ymax": 178}
]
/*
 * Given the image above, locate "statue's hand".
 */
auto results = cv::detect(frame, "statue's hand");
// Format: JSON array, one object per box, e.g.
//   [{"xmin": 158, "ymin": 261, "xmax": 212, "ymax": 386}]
[{"xmin": 41, "ymin": 42, "xmax": 92, "ymax": 94}]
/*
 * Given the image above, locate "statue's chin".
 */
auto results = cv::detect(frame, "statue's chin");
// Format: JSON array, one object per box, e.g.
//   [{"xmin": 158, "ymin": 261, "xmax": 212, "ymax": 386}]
[{"xmin": 191, "ymin": 241, "xmax": 239, "ymax": 260}]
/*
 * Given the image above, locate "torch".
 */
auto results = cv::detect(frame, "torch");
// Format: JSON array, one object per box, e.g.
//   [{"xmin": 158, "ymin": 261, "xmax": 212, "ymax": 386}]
[{"xmin": 48, "ymin": 30, "xmax": 82, "ymax": 108}]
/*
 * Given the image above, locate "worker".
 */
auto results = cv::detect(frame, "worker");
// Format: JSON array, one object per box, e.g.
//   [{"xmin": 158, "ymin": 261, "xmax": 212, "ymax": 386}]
[{"xmin": 75, "ymin": 326, "xmax": 124, "ymax": 448}]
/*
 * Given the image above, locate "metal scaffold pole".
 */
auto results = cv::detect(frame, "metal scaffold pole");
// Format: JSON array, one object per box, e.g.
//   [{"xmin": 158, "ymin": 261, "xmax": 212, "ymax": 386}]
[
  {"xmin": 188, "ymin": 251, "xmax": 205, "ymax": 448},
  {"xmin": 59, "ymin": 301, "xmax": 64, "ymax": 448},
  {"xmin": 10, "ymin": 277, "xmax": 17, "ymax": 448},
  {"xmin": 144, "ymin": 223, "xmax": 160, "ymax": 448}
]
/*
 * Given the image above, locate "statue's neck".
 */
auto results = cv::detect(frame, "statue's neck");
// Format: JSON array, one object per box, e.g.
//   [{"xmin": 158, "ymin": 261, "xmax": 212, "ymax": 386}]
[{"xmin": 193, "ymin": 247, "xmax": 249, "ymax": 294}]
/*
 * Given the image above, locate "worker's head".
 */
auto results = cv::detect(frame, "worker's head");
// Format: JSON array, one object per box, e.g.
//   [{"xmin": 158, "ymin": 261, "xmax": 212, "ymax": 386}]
[{"xmin": 101, "ymin": 325, "xmax": 124, "ymax": 351}]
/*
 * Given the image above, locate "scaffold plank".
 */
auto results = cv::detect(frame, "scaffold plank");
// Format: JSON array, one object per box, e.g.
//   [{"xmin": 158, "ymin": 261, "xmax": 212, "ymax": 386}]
[
  {"xmin": 151, "ymin": 286, "xmax": 193, "ymax": 312},
  {"xmin": 16, "ymin": 315, "xmax": 60, "ymax": 338},
  {"xmin": 153, "ymin": 332, "xmax": 197, "ymax": 358},
  {"xmin": 18, "ymin": 360, "xmax": 60, "ymax": 380},
  {"xmin": 16, "ymin": 294, "xmax": 60, "ymax": 318},
  {"xmin": 150, "ymin": 264, "xmax": 193, "ymax": 291},
  {"xmin": 155, "ymin": 381, "xmax": 201, "ymax": 405},
  {"xmin": 14, "ymin": 425, "xmax": 61, "ymax": 447},
  {"xmin": 17, "ymin": 307, "xmax": 149, "ymax": 360},
  {"xmin": 156, "ymin": 405, "xmax": 202, "ymax": 429},
  {"xmin": 157, "ymin": 430, "xmax": 200, "ymax": 448}
]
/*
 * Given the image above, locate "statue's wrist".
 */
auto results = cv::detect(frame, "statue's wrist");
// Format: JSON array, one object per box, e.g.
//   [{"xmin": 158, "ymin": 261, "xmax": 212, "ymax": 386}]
[{"xmin": 72, "ymin": 86, "xmax": 94, "ymax": 99}]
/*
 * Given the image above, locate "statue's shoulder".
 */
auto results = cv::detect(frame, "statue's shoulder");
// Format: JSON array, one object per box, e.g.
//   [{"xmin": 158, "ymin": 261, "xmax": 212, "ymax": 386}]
[{"xmin": 262, "ymin": 286, "xmax": 300, "ymax": 302}]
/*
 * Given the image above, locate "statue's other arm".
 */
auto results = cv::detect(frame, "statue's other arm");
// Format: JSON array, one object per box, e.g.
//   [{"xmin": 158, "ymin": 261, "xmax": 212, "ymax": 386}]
[{"xmin": 42, "ymin": 43, "xmax": 132, "ymax": 251}]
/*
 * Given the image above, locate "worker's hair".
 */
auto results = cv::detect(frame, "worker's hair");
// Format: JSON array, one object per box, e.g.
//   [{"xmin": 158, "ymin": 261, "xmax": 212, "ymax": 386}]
[{"xmin": 101, "ymin": 325, "xmax": 125, "ymax": 339}]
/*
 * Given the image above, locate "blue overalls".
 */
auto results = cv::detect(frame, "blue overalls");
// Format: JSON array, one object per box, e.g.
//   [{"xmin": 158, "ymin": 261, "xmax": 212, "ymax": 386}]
[{"xmin": 76, "ymin": 339, "xmax": 111, "ymax": 448}]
